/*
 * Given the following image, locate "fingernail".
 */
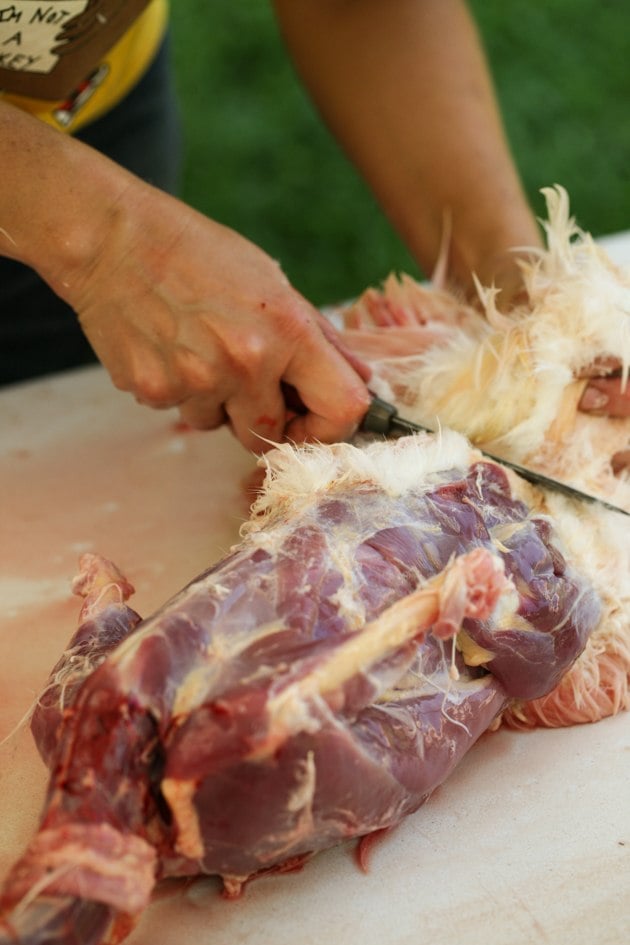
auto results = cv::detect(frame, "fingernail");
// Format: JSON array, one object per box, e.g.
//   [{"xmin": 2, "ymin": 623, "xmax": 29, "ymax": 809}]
[
  {"xmin": 580, "ymin": 388, "xmax": 609, "ymax": 411},
  {"xmin": 611, "ymin": 450, "xmax": 630, "ymax": 477}
]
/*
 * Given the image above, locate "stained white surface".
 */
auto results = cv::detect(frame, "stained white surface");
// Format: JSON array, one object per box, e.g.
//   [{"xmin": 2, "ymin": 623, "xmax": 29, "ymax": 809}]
[{"xmin": 1, "ymin": 236, "xmax": 629, "ymax": 944}]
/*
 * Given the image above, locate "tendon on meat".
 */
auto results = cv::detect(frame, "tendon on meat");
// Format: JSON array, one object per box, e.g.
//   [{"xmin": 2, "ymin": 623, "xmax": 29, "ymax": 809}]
[
  {"xmin": 0, "ymin": 432, "xmax": 602, "ymax": 944},
  {"xmin": 1, "ymin": 186, "xmax": 629, "ymax": 945},
  {"xmin": 340, "ymin": 186, "xmax": 630, "ymax": 726}
]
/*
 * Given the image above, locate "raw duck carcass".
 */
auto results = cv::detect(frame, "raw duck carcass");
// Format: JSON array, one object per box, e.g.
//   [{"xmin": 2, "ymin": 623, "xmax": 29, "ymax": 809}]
[
  {"xmin": 1, "ymin": 186, "xmax": 628, "ymax": 945},
  {"xmin": 340, "ymin": 185, "xmax": 630, "ymax": 728},
  {"xmin": 0, "ymin": 431, "xmax": 604, "ymax": 945}
]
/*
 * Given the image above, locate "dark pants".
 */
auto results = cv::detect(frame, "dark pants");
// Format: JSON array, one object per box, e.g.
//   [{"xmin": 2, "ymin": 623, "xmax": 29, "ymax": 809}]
[{"xmin": 0, "ymin": 39, "xmax": 183, "ymax": 385}]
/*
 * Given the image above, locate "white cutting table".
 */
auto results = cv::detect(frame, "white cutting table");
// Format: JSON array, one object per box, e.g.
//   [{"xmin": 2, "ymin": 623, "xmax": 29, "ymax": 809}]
[{"xmin": 1, "ymin": 234, "xmax": 629, "ymax": 945}]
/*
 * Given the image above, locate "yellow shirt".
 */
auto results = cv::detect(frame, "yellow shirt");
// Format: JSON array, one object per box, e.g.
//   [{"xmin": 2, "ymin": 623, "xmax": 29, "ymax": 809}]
[{"xmin": 0, "ymin": 0, "xmax": 168, "ymax": 132}]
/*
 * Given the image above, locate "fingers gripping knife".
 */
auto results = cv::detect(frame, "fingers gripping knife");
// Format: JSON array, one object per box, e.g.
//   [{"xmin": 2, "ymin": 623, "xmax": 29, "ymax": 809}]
[{"xmin": 360, "ymin": 396, "xmax": 629, "ymax": 516}]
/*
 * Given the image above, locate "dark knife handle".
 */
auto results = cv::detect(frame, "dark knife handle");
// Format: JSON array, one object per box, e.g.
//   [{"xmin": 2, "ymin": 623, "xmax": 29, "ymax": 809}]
[
  {"xmin": 360, "ymin": 396, "xmax": 629, "ymax": 516},
  {"xmin": 360, "ymin": 396, "xmax": 399, "ymax": 435},
  {"xmin": 361, "ymin": 395, "xmax": 433, "ymax": 437}
]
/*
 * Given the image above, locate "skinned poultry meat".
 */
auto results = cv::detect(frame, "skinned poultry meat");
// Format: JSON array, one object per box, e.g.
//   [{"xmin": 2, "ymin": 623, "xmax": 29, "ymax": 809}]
[
  {"xmin": 1, "ymin": 186, "xmax": 629, "ymax": 945},
  {"xmin": 0, "ymin": 433, "xmax": 602, "ymax": 944},
  {"xmin": 339, "ymin": 186, "xmax": 630, "ymax": 727}
]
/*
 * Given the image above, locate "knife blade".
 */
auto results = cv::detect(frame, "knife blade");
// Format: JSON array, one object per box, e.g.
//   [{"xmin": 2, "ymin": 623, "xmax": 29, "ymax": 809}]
[{"xmin": 360, "ymin": 395, "xmax": 629, "ymax": 516}]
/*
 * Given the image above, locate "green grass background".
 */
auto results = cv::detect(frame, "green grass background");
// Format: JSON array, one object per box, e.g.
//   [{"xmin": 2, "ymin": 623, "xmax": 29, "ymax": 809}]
[{"xmin": 170, "ymin": 1, "xmax": 629, "ymax": 305}]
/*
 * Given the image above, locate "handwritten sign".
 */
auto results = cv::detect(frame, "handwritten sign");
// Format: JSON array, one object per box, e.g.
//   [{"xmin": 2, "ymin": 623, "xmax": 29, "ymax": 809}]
[{"xmin": 0, "ymin": 3, "xmax": 89, "ymax": 75}]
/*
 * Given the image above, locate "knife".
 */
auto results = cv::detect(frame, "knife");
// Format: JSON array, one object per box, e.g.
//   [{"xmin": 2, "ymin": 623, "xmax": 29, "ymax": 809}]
[{"xmin": 360, "ymin": 395, "xmax": 629, "ymax": 517}]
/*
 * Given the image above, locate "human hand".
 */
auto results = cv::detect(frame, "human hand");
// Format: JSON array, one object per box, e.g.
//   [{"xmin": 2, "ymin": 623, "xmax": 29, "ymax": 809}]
[
  {"xmin": 577, "ymin": 358, "xmax": 630, "ymax": 477},
  {"xmin": 582, "ymin": 382, "xmax": 630, "ymax": 475},
  {"xmin": 577, "ymin": 357, "xmax": 630, "ymax": 419},
  {"xmin": 61, "ymin": 181, "xmax": 370, "ymax": 452}
]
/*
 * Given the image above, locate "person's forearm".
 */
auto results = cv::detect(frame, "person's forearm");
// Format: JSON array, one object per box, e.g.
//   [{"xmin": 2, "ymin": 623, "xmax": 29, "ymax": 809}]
[
  {"xmin": 0, "ymin": 99, "xmax": 133, "ymax": 300},
  {"xmin": 272, "ymin": 0, "xmax": 542, "ymax": 291},
  {"xmin": 0, "ymin": 100, "xmax": 371, "ymax": 448}
]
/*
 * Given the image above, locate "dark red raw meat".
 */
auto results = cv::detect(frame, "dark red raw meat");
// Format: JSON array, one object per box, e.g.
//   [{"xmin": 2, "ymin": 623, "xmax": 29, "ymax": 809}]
[{"xmin": 0, "ymin": 439, "xmax": 600, "ymax": 944}]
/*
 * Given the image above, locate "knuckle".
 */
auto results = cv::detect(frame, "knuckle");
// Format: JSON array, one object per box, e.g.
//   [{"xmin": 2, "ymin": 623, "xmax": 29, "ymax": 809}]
[
  {"xmin": 174, "ymin": 348, "xmax": 220, "ymax": 394},
  {"xmin": 227, "ymin": 332, "xmax": 270, "ymax": 378},
  {"xmin": 133, "ymin": 370, "xmax": 177, "ymax": 406}
]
